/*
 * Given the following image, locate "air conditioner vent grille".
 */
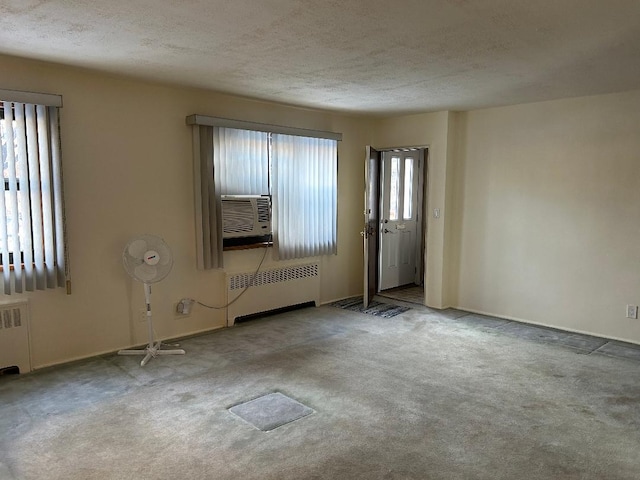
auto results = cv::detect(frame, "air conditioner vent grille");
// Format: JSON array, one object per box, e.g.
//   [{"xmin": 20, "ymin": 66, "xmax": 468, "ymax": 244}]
[
  {"xmin": 223, "ymin": 201, "xmax": 255, "ymax": 234},
  {"xmin": 221, "ymin": 195, "xmax": 272, "ymax": 238},
  {"xmin": 256, "ymin": 198, "xmax": 270, "ymax": 223}
]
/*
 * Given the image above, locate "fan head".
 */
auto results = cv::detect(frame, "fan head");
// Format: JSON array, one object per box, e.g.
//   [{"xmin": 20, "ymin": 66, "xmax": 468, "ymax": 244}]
[{"xmin": 123, "ymin": 234, "xmax": 173, "ymax": 284}]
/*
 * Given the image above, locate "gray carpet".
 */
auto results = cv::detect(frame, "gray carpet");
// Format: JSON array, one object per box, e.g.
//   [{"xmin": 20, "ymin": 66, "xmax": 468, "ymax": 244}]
[{"xmin": 2, "ymin": 303, "xmax": 640, "ymax": 479}]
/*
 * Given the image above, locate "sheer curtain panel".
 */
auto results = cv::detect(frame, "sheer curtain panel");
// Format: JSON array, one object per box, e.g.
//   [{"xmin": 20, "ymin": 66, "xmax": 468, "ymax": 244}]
[
  {"xmin": 0, "ymin": 96, "xmax": 69, "ymax": 294},
  {"xmin": 272, "ymin": 135, "xmax": 337, "ymax": 260}
]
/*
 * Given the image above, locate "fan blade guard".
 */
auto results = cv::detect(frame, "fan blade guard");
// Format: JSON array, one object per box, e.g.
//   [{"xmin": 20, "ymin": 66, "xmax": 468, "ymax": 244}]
[
  {"xmin": 123, "ymin": 234, "xmax": 173, "ymax": 283},
  {"xmin": 134, "ymin": 263, "xmax": 158, "ymax": 283}
]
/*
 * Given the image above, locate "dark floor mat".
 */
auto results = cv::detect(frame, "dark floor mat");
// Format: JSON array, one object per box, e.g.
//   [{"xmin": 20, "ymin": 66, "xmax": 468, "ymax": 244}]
[{"xmin": 330, "ymin": 297, "xmax": 410, "ymax": 318}]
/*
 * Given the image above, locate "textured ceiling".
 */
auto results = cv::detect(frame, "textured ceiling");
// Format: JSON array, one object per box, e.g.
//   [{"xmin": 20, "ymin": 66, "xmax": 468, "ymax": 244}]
[{"xmin": 2, "ymin": 0, "xmax": 640, "ymax": 115}]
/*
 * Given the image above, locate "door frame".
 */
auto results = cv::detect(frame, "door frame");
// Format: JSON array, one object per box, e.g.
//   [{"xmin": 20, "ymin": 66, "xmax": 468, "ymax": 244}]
[
  {"xmin": 363, "ymin": 146, "xmax": 380, "ymax": 308},
  {"xmin": 363, "ymin": 145, "xmax": 429, "ymax": 307},
  {"xmin": 378, "ymin": 149, "xmax": 425, "ymax": 290}
]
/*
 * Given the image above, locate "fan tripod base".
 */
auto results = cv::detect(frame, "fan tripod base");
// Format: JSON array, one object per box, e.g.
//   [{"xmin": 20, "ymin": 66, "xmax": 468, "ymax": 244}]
[{"xmin": 118, "ymin": 342, "xmax": 185, "ymax": 367}]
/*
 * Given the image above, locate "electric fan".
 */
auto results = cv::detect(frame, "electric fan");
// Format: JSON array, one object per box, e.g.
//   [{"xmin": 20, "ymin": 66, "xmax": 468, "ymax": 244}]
[{"xmin": 118, "ymin": 234, "xmax": 185, "ymax": 366}]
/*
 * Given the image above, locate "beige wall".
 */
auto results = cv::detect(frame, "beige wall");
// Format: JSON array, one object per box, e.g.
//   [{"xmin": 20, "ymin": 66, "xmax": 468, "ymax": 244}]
[
  {"xmin": 449, "ymin": 90, "xmax": 640, "ymax": 343},
  {"xmin": 0, "ymin": 54, "xmax": 370, "ymax": 368}
]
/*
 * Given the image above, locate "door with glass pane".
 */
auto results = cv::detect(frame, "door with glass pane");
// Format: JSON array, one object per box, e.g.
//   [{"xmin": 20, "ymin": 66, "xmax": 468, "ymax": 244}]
[{"xmin": 379, "ymin": 150, "xmax": 422, "ymax": 290}]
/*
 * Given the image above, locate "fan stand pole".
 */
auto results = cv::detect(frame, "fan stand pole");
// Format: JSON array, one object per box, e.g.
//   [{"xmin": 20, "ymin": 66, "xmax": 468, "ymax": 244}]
[{"xmin": 118, "ymin": 283, "xmax": 186, "ymax": 366}]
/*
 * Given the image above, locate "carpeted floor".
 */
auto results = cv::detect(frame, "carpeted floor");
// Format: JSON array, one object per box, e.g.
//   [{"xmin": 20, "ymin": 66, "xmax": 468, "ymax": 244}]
[{"xmin": 2, "ymin": 301, "xmax": 640, "ymax": 479}]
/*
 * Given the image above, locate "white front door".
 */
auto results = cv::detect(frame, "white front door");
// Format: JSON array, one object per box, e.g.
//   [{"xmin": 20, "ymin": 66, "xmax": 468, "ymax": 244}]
[{"xmin": 379, "ymin": 150, "xmax": 422, "ymax": 291}]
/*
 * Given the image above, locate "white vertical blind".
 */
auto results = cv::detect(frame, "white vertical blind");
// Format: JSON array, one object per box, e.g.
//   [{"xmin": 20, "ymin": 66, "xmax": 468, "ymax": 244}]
[
  {"xmin": 213, "ymin": 127, "xmax": 269, "ymax": 195},
  {"xmin": 50, "ymin": 105, "xmax": 67, "ymax": 286},
  {"xmin": 1, "ymin": 102, "xmax": 18, "ymax": 292},
  {"xmin": 0, "ymin": 100, "xmax": 68, "ymax": 294},
  {"xmin": 272, "ymin": 134, "xmax": 337, "ymax": 260}
]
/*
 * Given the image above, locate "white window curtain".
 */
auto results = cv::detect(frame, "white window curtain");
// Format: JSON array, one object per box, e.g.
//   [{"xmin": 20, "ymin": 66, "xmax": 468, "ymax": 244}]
[
  {"xmin": 213, "ymin": 127, "xmax": 269, "ymax": 195},
  {"xmin": 271, "ymin": 134, "xmax": 337, "ymax": 260},
  {"xmin": 0, "ymin": 100, "xmax": 69, "ymax": 294}
]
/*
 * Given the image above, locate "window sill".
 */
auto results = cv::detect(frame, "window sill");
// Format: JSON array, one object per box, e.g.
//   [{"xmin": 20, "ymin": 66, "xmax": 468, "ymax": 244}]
[{"xmin": 224, "ymin": 242, "xmax": 272, "ymax": 251}]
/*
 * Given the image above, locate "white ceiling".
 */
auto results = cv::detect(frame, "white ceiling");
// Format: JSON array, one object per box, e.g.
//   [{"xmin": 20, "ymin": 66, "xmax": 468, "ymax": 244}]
[{"xmin": 2, "ymin": 0, "xmax": 640, "ymax": 115}]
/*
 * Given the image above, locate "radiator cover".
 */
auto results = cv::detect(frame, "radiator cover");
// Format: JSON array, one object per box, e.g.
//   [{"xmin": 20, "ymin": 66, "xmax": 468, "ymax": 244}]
[
  {"xmin": 226, "ymin": 263, "xmax": 320, "ymax": 326},
  {"xmin": 0, "ymin": 301, "xmax": 31, "ymax": 373}
]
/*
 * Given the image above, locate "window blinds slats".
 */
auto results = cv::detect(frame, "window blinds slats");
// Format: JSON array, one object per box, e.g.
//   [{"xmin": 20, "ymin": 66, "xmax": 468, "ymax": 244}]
[
  {"xmin": 0, "ymin": 109, "xmax": 11, "ymax": 293},
  {"xmin": 50, "ymin": 106, "xmax": 67, "ymax": 286},
  {"xmin": 0, "ymin": 100, "xmax": 69, "ymax": 294},
  {"xmin": 272, "ymin": 134, "xmax": 337, "ymax": 260},
  {"xmin": 214, "ymin": 127, "xmax": 269, "ymax": 195},
  {"xmin": 36, "ymin": 105, "xmax": 57, "ymax": 288},
  {"xmin": 5, "ymin": 106, "xmax": 20, "ymax": 291},
  {"xmin": 14, "ymin": 104, "xmax": 35, "ymax": 289},
  {"xmin": 25, "ymin": 104, "xmax": 45, "ymax": 290}
]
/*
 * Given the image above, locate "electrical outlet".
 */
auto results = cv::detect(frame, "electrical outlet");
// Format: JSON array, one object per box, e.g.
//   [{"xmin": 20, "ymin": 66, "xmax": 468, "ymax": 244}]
[
  {"xmin": 137, "ymin": 308, "xmax": 147, "ymax": 322},
  {"xmin": 176, "ymin": 298, "xmax": 193, "ymax": 316},
  {"xmin": 626, "ymin": 305, "xmax": 638, "ymax": 319}
]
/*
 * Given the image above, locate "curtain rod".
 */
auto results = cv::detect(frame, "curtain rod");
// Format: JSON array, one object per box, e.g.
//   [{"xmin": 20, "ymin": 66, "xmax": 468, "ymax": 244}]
[
  {"xmin": 0, "ymin": 88, "xmax": 63, "ymax": 107},
  {"xmin": 186, "ymin": 114, "xmax": 342, "ymax": 141}
]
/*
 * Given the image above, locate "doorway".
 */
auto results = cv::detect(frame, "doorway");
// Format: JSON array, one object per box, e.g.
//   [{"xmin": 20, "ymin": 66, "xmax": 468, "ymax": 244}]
[{"xmin": 363, "ymin": 146, "xmax": 427, "ymax": 307}]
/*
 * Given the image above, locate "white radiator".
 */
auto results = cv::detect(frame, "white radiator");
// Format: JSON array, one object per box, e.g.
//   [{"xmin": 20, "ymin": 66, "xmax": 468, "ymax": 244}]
[
  {"xmin": 0, "ymin": 301, "xmax": 31, "ymax": 373},
  {"xmin": 226, "ymin": 263, "xmax": 320, "ymax": 326}
]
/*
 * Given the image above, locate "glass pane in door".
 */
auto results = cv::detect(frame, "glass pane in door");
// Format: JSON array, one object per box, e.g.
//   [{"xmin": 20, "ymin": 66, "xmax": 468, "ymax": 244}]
[
  {"xmin": 403, "ymin": 157, "xmax": 414, "ymax": 220},
  {"xmin": 389, "ymin": 156, "xmax": 400, "ymax": 220}
]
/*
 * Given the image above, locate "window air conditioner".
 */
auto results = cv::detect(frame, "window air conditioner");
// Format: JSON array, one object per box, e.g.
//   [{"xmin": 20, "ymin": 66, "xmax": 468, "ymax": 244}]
[{"xmin": 221, "ymin": 195, "xmax": 272, "ymax": 238}]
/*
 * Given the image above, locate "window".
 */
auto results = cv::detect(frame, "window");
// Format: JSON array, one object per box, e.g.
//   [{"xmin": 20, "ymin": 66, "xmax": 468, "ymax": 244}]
[
  {"xmin": 188, "ymin": 115, "xmax": 341, "ymax": 268},
  {"xmin": 0, "ymin": 90, "xmax": 69, "ymax": 294},
  {"xmin": 214, "ymin": 128, "xmax": 271, "ymax": 248},
  {"xmin": 271, "ymin": 133, "xmax": 337, "ymax": 260},
  {"xmin": 388, "ymin": 156, "xmax": 400, "ymax": 221},
  {"xmin": 403, "ymin": 157, "xmax": 414, "ymax": 220},
  {"xmin": 386, "ymin": 154, "xmax": 415, "ymax": 222}
]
